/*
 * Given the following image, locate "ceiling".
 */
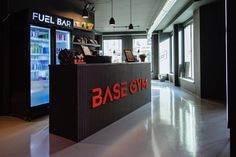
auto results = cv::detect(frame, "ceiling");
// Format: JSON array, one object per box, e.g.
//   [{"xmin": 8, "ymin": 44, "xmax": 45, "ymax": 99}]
[
  {"xmin": 163, "ymin": 0, "xmax": 216, "ymax": 32},
  {"xmin": 9, "ymin": 0, "xmax": 216, "ymax": 34},
  {"xmin": 91, "ymin": 0, "xmax": 164, "ymax": 32},
  {"xmin": 87, "ymin": 0, "xmax": 191, "ymax": 33},
  {"xmin": 87, "ymin": 0, "xmax": 216, "ymax": 33}
]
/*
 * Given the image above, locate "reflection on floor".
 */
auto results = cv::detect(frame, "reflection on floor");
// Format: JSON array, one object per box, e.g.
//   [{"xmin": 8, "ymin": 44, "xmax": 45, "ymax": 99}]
[{"xmin": 0, "ymin": 81, "xmax": 230, "ymax": 157}]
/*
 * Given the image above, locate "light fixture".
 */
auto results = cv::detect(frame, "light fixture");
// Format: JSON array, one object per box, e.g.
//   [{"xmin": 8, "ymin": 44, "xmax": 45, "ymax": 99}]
[
  {"xmin": 147, "ymin": 0, "xmax": 177, "ymax": 38},
  {"xmin": 128, "ymin": 24, "xmax": 133, "ymax": 30},
  {"xmin": 82, "ymin": 3, "xmax": 89, "ymax": 18},
  {"xmin": 109, "ymin": 0, "xmax": 115, "ymax": 25},
  {"xmin": 128, "ymin": 0, "xmax": 133, "ymax": 30}
]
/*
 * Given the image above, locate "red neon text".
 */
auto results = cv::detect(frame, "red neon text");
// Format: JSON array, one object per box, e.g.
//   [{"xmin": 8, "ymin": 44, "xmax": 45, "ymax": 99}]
[{"xmin": 91, "ymin": 79, "xmax": 148, "ymax": 108}]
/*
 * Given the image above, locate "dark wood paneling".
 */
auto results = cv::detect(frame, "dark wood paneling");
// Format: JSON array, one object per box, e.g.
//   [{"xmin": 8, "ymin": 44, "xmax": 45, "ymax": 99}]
[{"xmin": 49, "ymin": 63, "xmax": 151, "ymax": 142}]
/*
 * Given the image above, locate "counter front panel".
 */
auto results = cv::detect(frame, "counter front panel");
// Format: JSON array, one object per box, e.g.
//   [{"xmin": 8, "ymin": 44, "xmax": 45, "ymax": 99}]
[{"xmin": 49, "ymin": 63, "xmax": 151, "ymax": 142}]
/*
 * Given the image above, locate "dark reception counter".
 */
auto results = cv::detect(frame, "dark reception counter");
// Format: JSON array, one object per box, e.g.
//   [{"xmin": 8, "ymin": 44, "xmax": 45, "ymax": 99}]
[{"xmin": 49, "ymin": 63, "xmax": 151, "ymax": 142}]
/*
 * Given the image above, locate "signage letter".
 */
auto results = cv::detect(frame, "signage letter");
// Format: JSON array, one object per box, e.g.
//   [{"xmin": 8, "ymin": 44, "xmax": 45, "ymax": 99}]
[
  {"xmin": 57, "ymin": 18, "xmax": 62, "ymax": 26},
  {"xmin": 121, "ymin": 81, "xmax": 128, "ymax": 98},
  {"xmin": 136, "ymin": 79, "xmax": 142, "ymax": 91},
  {"xmin": 129, "ymin": 80, "xmax": 137, "ymax": 94},
  {"xmin": 32, "ymin": 12, "xmax": 38, "ymax": 20},
  {"xmin": 102, "ymin": 86, "xmax": 114, "ymax": 105},
  {"xmin": 92, "ymin": 88, "xmax": 103, "ymax": 108},
  {"xmin": 113, "ymin": 83, "xmax": 121, "ymax": 100},
  {"xmin": 142, "ymin": 79, "xmax": 148, "ymax": 89},
  {"xmin": 44, "ymin": 15, "xmax": 50, "ymax": 23},
  {"xmin": 67, "ymin": 21, "xmax": 71, "ymax": 27},
  {"xmin": 38, "ymin": 13, "xmax": 44, "ymax": 22}
]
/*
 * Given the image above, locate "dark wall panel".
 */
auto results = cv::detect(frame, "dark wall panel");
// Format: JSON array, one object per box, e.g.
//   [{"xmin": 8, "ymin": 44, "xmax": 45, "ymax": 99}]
[
  {"xmin": 227, "ymin": 0, "xmax": 236, "ymax": 155},
  {"xmin": 200, "ymin": 1, "xmax": 226, "ymax": 100},
  {"xmin": 1, "ymin": 0, "xmax": 10, "ymax": 115},
  {"xmin": 152, "ymin": 34, "xmax": 159, "ymax": 79}
]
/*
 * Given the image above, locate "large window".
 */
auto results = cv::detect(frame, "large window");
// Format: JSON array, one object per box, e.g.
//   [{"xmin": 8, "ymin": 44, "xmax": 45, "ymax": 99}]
[
  {"xmin": 178, "ymin": 30, "xmax": 183, "ymax": 67},
  {"xmin": 103, "ymin": 39, "xmax": 122, "ymax": 63},
  {"xmin": 133, "ymin": 38, "xmax": 152, "ymax": 63},
  {"xmin": 159, "ymin": 38, "xmax": 170, "ymax": 74},
  {"xmin": 171, "ymin": 35, "xmax": 174, "ymax": 73},
  {"xmin": 184, "ymin": 23, "xmax": 194, "ymax": 79}
]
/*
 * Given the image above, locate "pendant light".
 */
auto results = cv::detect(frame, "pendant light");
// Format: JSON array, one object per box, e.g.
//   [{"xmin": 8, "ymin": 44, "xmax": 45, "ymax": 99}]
[
  {"xmin": 82, "ymin": 3, "xmax": 89, "ymax": 18},
  {"xmin": 128, "ymin": 0, "xmax": 133, "ymax": 30},
  {"xmin": 109, "ymin": 0, "xmax": 115, "ymax": 25}
]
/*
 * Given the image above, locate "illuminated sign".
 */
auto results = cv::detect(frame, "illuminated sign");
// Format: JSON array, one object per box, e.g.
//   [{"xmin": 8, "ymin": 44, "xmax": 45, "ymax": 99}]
[
  {"xmin": 31, "ymin": 12, "xmax": 73, "ymax": 28},
  {"xmin": 91, "ymin": 78, "xmax": 148, "ymax": 108}
]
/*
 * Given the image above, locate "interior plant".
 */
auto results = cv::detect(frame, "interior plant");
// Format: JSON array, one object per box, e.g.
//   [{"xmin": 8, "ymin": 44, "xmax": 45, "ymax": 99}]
[{"xmin": 139, "ymin": 54, "xmax": 146, "ymax": 62}]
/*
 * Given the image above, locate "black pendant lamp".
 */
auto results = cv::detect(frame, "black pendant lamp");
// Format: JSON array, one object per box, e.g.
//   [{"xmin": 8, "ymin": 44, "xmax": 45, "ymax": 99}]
[
  {"xmin": 128, "ymin": 0, "xmax": 133, "ymax": 30},
  {"xmin": 129, "ymin": 24, "xmax": 133, "ymax": 30},
  {"xmin": 82, "ymin": 3, "xmax": 89, "ymax": 18},
  {"xmin": 109, "ymin": 0, "xmax": 115, "ymax": 25}
]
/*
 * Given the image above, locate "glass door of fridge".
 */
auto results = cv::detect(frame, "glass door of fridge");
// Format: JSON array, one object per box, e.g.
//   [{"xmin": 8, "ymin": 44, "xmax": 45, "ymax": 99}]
[
  {"xmin": 56, "ymin": 30, "xmax": 71, "ymax": 64},
  {"xmin": 30, "ymin": 25, "xmax": 51, "ymax": 107}
]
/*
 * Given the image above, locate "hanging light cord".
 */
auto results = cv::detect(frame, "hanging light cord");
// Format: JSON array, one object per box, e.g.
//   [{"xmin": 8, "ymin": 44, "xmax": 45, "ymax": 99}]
[
  {"xmin": 130, "ymin": 0, "xmax": 132, "ymax": 24},
  {"xmin": 111, "ymin": 0, "xmax": 113, "ymax": 17}
]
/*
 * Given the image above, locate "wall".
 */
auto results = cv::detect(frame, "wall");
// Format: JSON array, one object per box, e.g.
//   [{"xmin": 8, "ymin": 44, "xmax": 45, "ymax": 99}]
[
  {"xmin": 179, "ymin": 78, "xmax": 196, "ymax": 94},
  {"xmin": 122, "ymin": 36, "xmax": 133, "ymax": 61},
  {"xmin": 95, "ymin": 35, "xmax": 103, "ymax": 51},
  {"xmin": 177, "ymin": 1, "xmax": 226, "ymax": 101},
  {"xmin": 1, "ymin": 0, "xmax": 10, "ymax": 115},
  {"xmin": 200, "ymin": 1, "xmax": 226, "ymax": 100},
  {"xmin": 152, "ymin": 34, "xmax": 159, "ymax": 79},
  {"xmin": 194, "ymin": 9, "xmax": 201, "ymax": 96},
  {"xmin": 227, "ymin": 0, "xmax": 236, "ymax": 155},
  {"xmin": 169, "ymin": 73, "xmax": 174, "ymax": 83}
]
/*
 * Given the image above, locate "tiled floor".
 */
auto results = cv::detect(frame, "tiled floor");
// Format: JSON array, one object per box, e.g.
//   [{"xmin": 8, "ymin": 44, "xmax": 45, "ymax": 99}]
[{"xmin": 0, "ymin": 81, "xmax": 230, "ymax": 157}]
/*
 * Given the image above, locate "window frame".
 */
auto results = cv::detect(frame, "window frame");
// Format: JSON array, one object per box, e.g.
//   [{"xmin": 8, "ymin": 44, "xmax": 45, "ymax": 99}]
[
  {"xmin": 132, "ymin": 37, "xmax": 152, "ymax": 71},
  {"xmin": 103, "ymin": 39, "xmax": 123, "ymax": 63},
  {"xmin": 183, "ymin": 21, "xmax": 194, "ymax": 80}
]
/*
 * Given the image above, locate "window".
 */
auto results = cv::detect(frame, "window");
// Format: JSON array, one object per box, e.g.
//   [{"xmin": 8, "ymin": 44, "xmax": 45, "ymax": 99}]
[
  {"xmin": 171, "ymin": 35, "xmax": 174, "ymax": 73},
  {"xmin": 184, "ymin": 23, "xmax": 194, "ymax": 79},
  {"xmin": 159, "ymin": 38, "xmax": 170, "ymax": 74},
  {"xmin": 103, "ymin": 39, "xmax": 122, "ymax": 63},
  {"xmin": 178, "ymin": 30, "xmax": 183, "ymax": 66},
  {"xmin": 133, "ymin": 38, "xmax": 152, "ymax": 63}
]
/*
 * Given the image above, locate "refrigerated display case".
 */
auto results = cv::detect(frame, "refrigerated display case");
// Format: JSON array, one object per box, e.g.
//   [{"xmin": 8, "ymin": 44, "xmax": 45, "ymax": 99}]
[
  {"xmin": 30, "ymin": 25, "xmax": 51, "ymax": 107},
  {"xmin": 10, "ymin": 9, "xmax": 73, "ymax": 120},
  {"xmin": 56, "ymin": 30, "xmax": 71, "ymax": 64}
]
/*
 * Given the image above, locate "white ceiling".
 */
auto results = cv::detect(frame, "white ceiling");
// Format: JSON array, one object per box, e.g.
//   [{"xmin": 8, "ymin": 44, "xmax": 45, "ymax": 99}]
[
  {"xmin": 91, "ymin": 0, "xmax": 165, "ymax": 32},
  {"xmin": 163, "ymin": 0, "xmax": 216, "ymax": 32},
  {"xmin": 88, "ymin": 0, "xmax": 215, "ymax": 33}
]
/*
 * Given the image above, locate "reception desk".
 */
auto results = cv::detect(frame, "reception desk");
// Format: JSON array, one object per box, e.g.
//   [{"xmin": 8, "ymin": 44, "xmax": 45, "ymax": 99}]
[{"xmin": 49, "ymin": 63, "xmax": 151, "ymax": 142}]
